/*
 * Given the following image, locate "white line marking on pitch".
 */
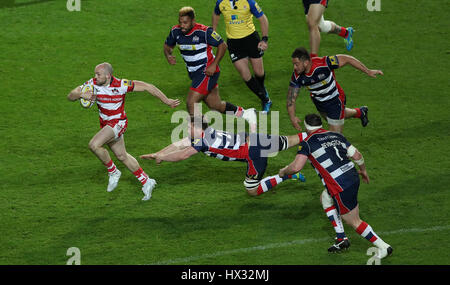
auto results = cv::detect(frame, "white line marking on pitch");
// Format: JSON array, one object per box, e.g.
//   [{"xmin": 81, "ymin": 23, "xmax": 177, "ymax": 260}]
[{"xmin": 151, "ymin": 225, "xmax": 450, "ymax": 265}]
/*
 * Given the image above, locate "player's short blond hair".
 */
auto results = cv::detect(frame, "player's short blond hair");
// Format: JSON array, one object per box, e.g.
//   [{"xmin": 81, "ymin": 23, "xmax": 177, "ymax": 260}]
[{"xmin": 179, "ymin": 6, "xmax": 195, "ymax": 19}]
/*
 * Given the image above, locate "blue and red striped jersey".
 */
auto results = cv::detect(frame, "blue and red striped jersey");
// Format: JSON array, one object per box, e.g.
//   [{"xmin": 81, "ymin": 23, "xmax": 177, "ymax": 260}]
[
  {"xmin": 297, "ymin": 128, "xmax": 359, "ymax": 195},
  {"xmin": 191, "ymin": 127, "xmax": 248, "ymax": 161},
  {"xmin": 290, "ymin": 55, "xmax": 344, "ymax": 102},
  {"xmin": 165, "ymin": 23, "xmax": 224, "ymax": 74}
]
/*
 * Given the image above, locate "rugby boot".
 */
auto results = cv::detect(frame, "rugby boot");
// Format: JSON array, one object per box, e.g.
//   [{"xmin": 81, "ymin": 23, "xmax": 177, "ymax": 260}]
[
  {"xmin": 328, "ymin": 237, "xmax": 350, "ymax": 253},
  {"xmin": 243, "ymin": 108, "xmax": 258, "ymax": 133},
  {"xmin": 261, "ymin": 90, "xmax": 272, "ymax": 114},
  {"xmin": 142, "ymin": 178, "xmax": 157, "ymax": 201},
  {"xmin": 360, "ymin": 106, "xmax": 369, "ymax": 127},
  {"xmin": 376, "ymin": 245, "xmax": 393, "ymax": 259},
  {"xmin": 344, "ymin": 27, "xmax": 354, "ymax": 51},
  {"xmin": 291, "ymin": 172, "xmax": 306, "ymax": 182},
  {"xmin": 107, "ymin": 169, "xmax": 121, "ymax": 192}
]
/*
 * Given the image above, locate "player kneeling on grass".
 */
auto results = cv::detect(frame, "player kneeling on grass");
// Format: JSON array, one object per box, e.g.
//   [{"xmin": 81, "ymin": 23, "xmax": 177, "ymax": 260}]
[
  {"xmin": 67, "ymin": 62, "xmax": 180, "ymax": 201},
  {"xmin": 279, "ymin": 113, "xmax": 393, "ymax": 259},
  {"xmin": 141, "ymin": 115, "xmax": 306, "ymax": 196}
]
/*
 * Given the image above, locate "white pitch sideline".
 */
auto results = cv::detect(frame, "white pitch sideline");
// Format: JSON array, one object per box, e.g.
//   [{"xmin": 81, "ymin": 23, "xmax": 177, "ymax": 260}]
[{"xmin": 150, "ymin": 225, "xmax": 450, "ymax": 265}]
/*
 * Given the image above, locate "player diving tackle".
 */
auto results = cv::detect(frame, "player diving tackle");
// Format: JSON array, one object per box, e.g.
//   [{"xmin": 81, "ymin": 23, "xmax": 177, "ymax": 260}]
[{"xmin": 140, "ymin": 115, "xmax": 306, "ymax": 196}]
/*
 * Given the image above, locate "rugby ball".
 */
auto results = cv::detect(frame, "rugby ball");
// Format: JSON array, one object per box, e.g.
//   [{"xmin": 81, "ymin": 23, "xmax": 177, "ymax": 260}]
[{"xmin": 80, "ymin": 84, "xmax": 96, "ymax": 108}]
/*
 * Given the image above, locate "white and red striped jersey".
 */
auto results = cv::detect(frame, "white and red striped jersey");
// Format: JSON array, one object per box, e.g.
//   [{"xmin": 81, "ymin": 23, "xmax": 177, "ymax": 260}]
[{"xmin": 80, "ymin": 76, "xmax": 134, "ymax": 127}]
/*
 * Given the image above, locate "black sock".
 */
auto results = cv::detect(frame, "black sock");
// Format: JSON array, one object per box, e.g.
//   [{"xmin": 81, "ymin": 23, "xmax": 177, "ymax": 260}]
[
  {"xmin": 255, "ymin": 73, "xmax": 266, "ymax": 93},
  {"xmin": 225, "ymin": 102, "xmax": 244, "ymax": 117},
  {"xmin": 245, "ymin": 77, "xmax": 268, "ymax": 103},
  {"xmin": 225, "ymin": 102, "xmax": 238, "ymax": 113},
  {"xmin": 256, "ymin": 73, "xmax": 269, "ymax": 102}
]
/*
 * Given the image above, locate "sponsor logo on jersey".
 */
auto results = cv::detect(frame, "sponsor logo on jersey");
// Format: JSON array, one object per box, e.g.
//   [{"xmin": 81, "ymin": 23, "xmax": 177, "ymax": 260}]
[
  {"xmin": 255, "ymin": 3, "xmax": 262, "ymax": 13},
  {"xmin": 329, "ymin": 55, "xmax": 338, "ymax": 66},
  {"xmin": 210, "ymin": 31, "xmax": 222, "ymax": 41}
]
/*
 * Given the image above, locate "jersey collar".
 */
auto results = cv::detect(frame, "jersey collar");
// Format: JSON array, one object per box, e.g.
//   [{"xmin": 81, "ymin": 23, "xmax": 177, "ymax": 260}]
[{"xmin": 305, "ymin": 128, "xmax": 328, "ymax": 140}]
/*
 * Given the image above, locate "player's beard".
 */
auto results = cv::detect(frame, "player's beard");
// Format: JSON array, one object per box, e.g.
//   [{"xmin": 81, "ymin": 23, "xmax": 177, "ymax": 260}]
[
  {"xmin": 96, "ymin": 76, "xmax": 111, "ymax": 86},
  {"xmin": 181, "ymin": 24, "xmax": 194, "ymax": 34}
]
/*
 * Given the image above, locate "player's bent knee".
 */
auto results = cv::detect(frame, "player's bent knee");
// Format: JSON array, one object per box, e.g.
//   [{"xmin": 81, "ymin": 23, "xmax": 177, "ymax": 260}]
[
  {"xmin": 319, "ymin": 18, "xmax": 332, "ymax": 33},
  {"xmin": 327, "ymin": 117, "xmax": 345, "ymax": 126},
  {"xmin": 307, "ymin": 17, "xmax": 320, "ymax": 29},
  {"xmin": 244, "ymin": 178, "xmax": 261, "ymax": 196},
  {"xmin": 88, "ymin": 140, "xmax": 101, "ymax": 152},
  {"xmin": 115, "ymin": 152, "xmax": 128, "ymax": 162},
  {"xmin": 246, "ymin": 188, "xmax": 259, "ymax": 196}
]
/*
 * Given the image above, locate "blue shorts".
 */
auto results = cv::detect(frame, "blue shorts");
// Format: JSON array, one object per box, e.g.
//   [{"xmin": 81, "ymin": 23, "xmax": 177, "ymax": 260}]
[
  {"xmin": 189, "ymin": 69, "xmax": 220, "ymax": 96},
  {"xmin": 330, "ymin": 180, "xmax": 359, "ymax": 215},
  {"xmin": 246, "ymin": 134, "xmax": 286, "ymax": 180},
  {"xmin": 312, "ymin": 91, "xmax": 346, "ymax": 124},
  {"xmin": 303, "ymin": 0, "xmax": 329, "ymax": 14}
]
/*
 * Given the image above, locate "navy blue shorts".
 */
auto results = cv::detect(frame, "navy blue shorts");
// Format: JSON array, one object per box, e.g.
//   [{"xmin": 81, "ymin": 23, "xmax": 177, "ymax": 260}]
[
  {"xmin": 330, "ymin": 180, "xmax": 360, "ymax": 215},
  {"xmin": 303, "ymin": 0, "xmax": 329, "ymax": 14},
  {"xmin": 246, "ymin": 134, "xmax": 286, "ymax": 180},
  {"xmin": 312, "ymin": 91, "xmax": 346, "ymax": 123},
  {"xmin": 189, "ymin": 69, "xmax": 220, "ymax": 96}
]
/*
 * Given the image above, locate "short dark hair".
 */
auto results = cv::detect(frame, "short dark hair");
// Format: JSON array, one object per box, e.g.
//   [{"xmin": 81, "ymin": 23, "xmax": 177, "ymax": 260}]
[
  {"xmin": 304, "ymin": 113, "xmax": 322, "ymax": 127},
  {"xmin": 189, "ymin": 115, "xmax": 209, "ymax": 130},
  {"xmin": 291, "ymin": 47, "xmax": 311, "ymax": 61},
  {"xmin": 179, "ymin": 6, "xmax": 195, "ymax": 20}
]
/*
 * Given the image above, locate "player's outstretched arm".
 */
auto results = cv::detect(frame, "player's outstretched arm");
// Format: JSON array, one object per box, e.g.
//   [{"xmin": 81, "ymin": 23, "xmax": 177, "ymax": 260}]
[
  {"xmin": 141, "ymin": 137, "xmax": 191, "ymax": 161},
  {"xmin": 133, "ymin": 81, "xmax": 180, "ymax": 108},
  {"xmin": 279, "ymin": 154, "xmax": 308, "ymax": 177},
  {"xmin": 286, "ymin": 86, "xmax": 302, "ymax": 132},
  {"xmin": 160, "ymin": 146, "xmax": 197, "ymax": 162},
  {"xmin": 336, "ymin": 54, "xmax": 383, "ymax": 78},
  {"xmin": 142, "ymin": 146, "xmax": 198, "ymax": 164},
  {"xmin": 285, "ymin": 133, "xmax": 307, "ymax": 149}
]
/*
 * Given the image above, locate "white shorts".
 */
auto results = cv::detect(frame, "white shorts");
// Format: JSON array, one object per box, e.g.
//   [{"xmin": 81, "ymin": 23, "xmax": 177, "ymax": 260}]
[{"xmin": 101, "ymin": 119, "xmax": 128, "ymax": 140}]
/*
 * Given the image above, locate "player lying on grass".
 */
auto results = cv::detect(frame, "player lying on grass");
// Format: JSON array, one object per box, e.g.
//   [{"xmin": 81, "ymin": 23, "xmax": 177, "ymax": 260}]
[
  {"xmin": 67, "ymin": 62, "xmax": 180, "ymax": 201},
  {"xmin": 279, "ymin": 113, "xmax": 393, "ymax": 259},
  {"xmin": 141, "ymin": 115, "xmax": 306, "ymax": 196}
]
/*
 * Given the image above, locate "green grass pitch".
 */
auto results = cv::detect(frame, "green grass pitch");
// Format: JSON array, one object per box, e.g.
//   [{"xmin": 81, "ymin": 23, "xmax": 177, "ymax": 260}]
[{"xmin": 0, "ymin": 0, "xmax": 449, "ymax": 265}]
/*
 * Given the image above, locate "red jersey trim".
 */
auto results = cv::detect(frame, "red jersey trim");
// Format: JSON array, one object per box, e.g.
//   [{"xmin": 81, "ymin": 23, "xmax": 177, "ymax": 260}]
[
  {"xmin": 309, "ymin": 155, "xmax": 344, "ymax": 196},
  {"xmin": 304, "ymin": 128, "xmax": 329, "ymax": 142},
  {"xmin": 208, "ymin": 144, "xmax": 248, "ymax": 160},
  {"xmin": 109, "ymin": 76, "xmax": 122, "ymax": 87},
  {"xmin": 305, "ymin": 57, "xmax": 328, "ymax": 77}
]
